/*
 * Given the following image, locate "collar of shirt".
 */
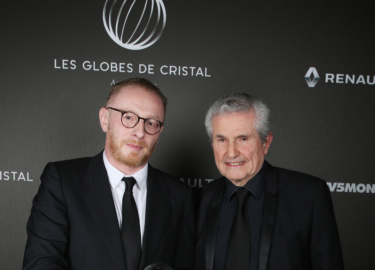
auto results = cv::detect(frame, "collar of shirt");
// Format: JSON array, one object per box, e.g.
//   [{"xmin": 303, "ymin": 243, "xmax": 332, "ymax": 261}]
[
  {"xmin": 102, "ymin": 151, "xmax": 148, "ymax": 243},
  {"xmin": 224, "ymin": 161, "xmax": 268, "ymax": 202},
  {"xmin": 103, "ymin": 150, "xmax": 148, "ymax": 191}
]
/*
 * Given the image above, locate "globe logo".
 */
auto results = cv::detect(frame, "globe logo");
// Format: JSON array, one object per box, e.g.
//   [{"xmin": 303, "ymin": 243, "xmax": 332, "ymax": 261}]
[{"xmin": 102, "ymin": 0, "xmax": 167, "ymax": 50}]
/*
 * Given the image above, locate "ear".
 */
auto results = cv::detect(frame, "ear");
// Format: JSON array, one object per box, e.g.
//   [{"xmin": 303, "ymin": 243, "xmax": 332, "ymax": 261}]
[
  {"xmin": 159, "ymin": 124, "xmax": 164, "ymax": 134},
  {"xmin": 99, "ymin": 107, "xmax": 109, "ymax": 132},
  {"xmin": 263, "ymin": 132, "xmax": 273, "ymax": 156}
]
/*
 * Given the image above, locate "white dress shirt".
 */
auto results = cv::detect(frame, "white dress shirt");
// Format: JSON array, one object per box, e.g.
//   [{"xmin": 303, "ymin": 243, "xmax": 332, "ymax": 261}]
[{"xmin": 103, "ymin": 151, "xmax": 148, "ymax": 244}]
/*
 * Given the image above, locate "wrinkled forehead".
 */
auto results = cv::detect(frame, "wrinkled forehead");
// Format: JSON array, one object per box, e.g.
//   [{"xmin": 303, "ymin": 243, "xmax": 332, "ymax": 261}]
[{"xmin": 213, "ymin": 109, "xmax": 256, "ymax": 124}]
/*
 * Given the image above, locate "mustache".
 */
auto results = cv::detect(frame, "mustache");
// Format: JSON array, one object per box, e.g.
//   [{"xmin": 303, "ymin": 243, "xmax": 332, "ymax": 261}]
[{"xmin": 120, "ymin": 139, "xmax": 147, "ymax": 149}]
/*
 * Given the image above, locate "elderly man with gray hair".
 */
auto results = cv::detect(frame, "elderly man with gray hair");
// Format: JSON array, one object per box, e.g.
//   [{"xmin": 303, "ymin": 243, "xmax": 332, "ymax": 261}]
[{"xmin": 195, "ymin": 93, "xmax": 344, "ymax": 270}]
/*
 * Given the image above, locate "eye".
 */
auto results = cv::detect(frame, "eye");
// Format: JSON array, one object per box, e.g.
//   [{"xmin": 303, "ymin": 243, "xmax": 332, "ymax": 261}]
[
  {"xmin": 123, "ymin": 112, "xmax": 137, "ymax": 122},
  {"xmin": 146, "ymin": 120, "xmax": 160, "ymax": 128},
  {"xmin": 239, "ymin": 136, "xmax": 248, "ymax": 142}
]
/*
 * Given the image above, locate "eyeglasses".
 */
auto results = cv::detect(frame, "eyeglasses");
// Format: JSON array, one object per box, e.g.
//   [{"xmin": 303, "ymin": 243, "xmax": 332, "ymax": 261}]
[{"xmin": 106, "ymin": 107, "xmax": 164, "ymax": 135}]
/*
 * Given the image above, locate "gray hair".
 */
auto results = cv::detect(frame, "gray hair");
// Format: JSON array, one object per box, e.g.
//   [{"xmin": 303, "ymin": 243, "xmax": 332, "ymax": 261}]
[{"xmin": 204, "ymin": 93, "xmax": 271, "ymax": 143}]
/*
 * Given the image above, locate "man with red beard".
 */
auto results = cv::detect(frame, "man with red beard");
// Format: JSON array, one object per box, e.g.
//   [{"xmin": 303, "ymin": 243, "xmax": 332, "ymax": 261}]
[{"xmin": 23, "ymin": 78, "xmax": 195, "ymax": 270}]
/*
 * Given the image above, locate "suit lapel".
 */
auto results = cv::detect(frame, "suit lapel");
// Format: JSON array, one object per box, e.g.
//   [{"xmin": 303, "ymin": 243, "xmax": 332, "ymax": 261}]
[
  {"xmin": 259, "ymin": 163, "xmax": 278, "ymax": 270},
  {"xmin": 140, "ymin": 166, "xmax": 171, "ymax": 268},
  {"xmin": 82, "ymin": 153, "xmax": 126, "ymax": 270},
  {"xmin": 205, "ymin": 179, "xmax": 226, "ymax": 270}
]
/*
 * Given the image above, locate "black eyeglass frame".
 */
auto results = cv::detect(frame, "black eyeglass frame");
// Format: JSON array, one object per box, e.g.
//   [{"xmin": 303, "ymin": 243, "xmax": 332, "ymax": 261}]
[{"xmin": 106, "ymin": 106, "xmax": 164, "ymax": 135}]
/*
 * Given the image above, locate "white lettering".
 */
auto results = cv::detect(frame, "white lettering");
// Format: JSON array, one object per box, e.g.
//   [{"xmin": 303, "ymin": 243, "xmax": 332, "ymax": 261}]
[
  {"xmin": 54, "ymin": 59, "xmax": 76, "ymax": 70},
  {"xmin": 139, "ymin": 64, "xmax": 154, "ymax": 74},
  {"xmin": 356, "ymin": 75, "xmax": 365, "ymax": 84},
  {"xmin": 159, "ymin": 65, "xmax": 211, "ymax": 77},
  {"xmin": 367, "ymin": 75, "xmax": 375, "ymax": 85},
  {"xmin": 82, "ymin": 61, "xmax": 132, "ymax": 73},
  {"xmin": 0, "ymin": 171, "xmax": 33, "ymax": 182},
  {"xmin": 82, "ymin": 61, "xmax": 91, "ymax": 71},
  {"xmin": 325, "ymin": 73, "xmax": 335, "ymax": 83},
  {"xmin": 179, "ymin": 178, "xmax": 214, "ymax": 187},
  {"xmin": 100, "ymin": 62, "xmax": 109, "ymax": 72},
  {"xmin": 196, "ymin": 67, "xmax": 204, "ymax": 76},
  {"xmin": 326, "ymin": 182, "xmax": 375, "ymax": 193},
  {"xmin": 346, "ymin": 74, "xmax": 355, "ymax": 84},
  {"xmin": 160, "ymin": 65, "xmax": 168, "ymax": 75},
  {"xmin": 324, "ymin": 73, "xmax": 375, "ymax": 86},
  {"xmin": 344, "ymin": 183, "xmax": 356, "ymax": 193},
  {"xmin": 169, "ymin": 66, "xmax": 177, "ymax": 75},
  {"xmin": 326, "ymin": 182, "xmax": 337, "ymax": 192},
  {"xmin": 336, "ymin": 74, "xmax": 344, "ymax": 83},
  {"xmin": 18, "ymin": 172, "xmax": 26, "ymax": 181},
  {"xmin": 92, "ymin": 61, "xmax": 100, "ymax": 71},
  {"xmin": 205, "ymin": 179, "xmax": 214, "ymax": 184},
  {"xmin": 357, "ymin": 184, "xmax": 366, "ymax": 193},
  {"xmin": 182, "ymin": 66, "xmax": 188, "ymax": 76},
  {"xmin": 367, "ymin": 184, "xmax": 375, "ymax": 193},
  {"xmin": 336, "ymin": 183, "xmax": 345, "ymax": 192}
]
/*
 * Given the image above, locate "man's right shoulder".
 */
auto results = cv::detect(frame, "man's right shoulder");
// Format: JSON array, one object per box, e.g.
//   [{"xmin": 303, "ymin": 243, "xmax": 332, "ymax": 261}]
[
  {"xmin": 42, "ymin": 153, "xmax": 102, "ymax": 181},
  {"xmin": 52, "ymin": 156, "xmax": 91, "ymax": 168},
  {"xmin": 47, "ymin": 152, "xmax": 102, "ymax": 169}
]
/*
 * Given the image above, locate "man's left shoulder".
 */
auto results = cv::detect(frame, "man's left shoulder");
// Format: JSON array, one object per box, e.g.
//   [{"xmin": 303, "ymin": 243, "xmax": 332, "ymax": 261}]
[
  {"xmin": 272, "ymin": 165, "xmax": 328, "ymax": 190},
  {"xmin": 269, "ymin": 166, "xmax": 332, "ymax": 207}
]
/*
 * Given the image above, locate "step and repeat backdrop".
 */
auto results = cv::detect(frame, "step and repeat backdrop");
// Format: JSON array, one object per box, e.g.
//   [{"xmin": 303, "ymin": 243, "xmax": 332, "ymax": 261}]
[{"xmin": 1, "ymin": 0, "xmax": 374, "ymax": 269}]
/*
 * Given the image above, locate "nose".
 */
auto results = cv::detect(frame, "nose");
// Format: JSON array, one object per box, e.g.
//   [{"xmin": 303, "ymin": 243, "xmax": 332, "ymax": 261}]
[
  {"xmin": 227, "ymin": 140, "xmax": 239, "ymax": 159},
  {"xmin": 131, "ymin": 119, "xmax": 145, "ymax": 139}
]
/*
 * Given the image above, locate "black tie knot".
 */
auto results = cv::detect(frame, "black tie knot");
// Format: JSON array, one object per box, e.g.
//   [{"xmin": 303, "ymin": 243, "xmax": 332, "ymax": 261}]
[
  {"xmin": 122, "ymin": 177, "xmax": 136, "ymax": 192},
  {"xmin": 236, "ymin": 187, "xmax": 250, "ymax": 203}
]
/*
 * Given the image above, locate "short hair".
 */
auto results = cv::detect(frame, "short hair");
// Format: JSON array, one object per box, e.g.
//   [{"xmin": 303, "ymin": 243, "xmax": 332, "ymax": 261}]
[
  {"xmin": 105, "ymin": 78, "xmax": 168, "ymax": 114},
  {"xmin": 204, "ymin": 93, "xmax": 271, "ymax": 143}
]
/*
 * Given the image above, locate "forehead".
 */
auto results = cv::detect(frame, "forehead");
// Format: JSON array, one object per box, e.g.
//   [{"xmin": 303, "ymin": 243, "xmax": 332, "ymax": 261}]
[
  {"xmin": 110, "ymin": 85, "xmax": 154, "ymax": 102},
  {"xmin": 110, "ymin": 86, "xmax": 164, "ymax": 118},
  {"xmin": 212, "ymin": 110, "xmax": 256, "ymax": 135}
]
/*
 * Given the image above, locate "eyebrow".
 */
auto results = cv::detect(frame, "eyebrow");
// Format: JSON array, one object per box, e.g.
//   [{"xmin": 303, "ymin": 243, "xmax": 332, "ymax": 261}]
[
  {"xmin": 214, "ymin": 134, "xmax": 251, "ymax": 139},
  {"xmin": 122, "ymin": 109, "xmax": 162, "ymax": 121}
]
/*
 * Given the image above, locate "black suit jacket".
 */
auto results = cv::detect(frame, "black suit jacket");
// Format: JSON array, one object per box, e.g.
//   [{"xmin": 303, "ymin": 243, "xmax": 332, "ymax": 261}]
[
  {"xmin": 195, "ymin": 162, "xmax": 344, "ymax": 270},
  {"xmin": 23, "ymin": 152, "xmax": 195, "ymax": 270}
]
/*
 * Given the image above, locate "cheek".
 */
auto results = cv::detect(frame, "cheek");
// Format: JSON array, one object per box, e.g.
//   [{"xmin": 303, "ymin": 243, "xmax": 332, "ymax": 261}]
[
  {"xmin": 212, "ymin": 147, "xmax": 222, "ymax": 158},
  {"xmin": 147, "ymin": 135, "xmax": 160, "ymax": 147},
  {"xmin": 213, "ymin": 149, "xmax": 225, "ymax": 167}
]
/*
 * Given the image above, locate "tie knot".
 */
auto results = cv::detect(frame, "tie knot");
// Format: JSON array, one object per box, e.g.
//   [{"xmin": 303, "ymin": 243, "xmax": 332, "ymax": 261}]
[
  {"xmin": 122, "ymin": 177, "xmax": 136, "ymax": 191},
  {"xmin": 236, "ymin": 187, "xmax": 250, "ymax": 203}
]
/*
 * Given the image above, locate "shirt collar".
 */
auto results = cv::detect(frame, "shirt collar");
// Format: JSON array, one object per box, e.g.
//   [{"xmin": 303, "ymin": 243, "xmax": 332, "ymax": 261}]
[
  {"xmin": 103, "ymin": 151, "xmax": 148, "ymax": 190},
  {"xmin": 224, "ymin": 161, "xmax": 268, "ymax": 201}
]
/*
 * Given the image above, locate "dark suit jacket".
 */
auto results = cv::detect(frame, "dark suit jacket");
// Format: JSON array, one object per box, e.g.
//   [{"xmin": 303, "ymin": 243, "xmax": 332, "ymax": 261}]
[
  {"xmin": 23, "ymin": 152, "xmax": 195, "ymax": 270},
  {"xmin": 195, "ymin": 162, "xmax": 344, "ymax": 270}
]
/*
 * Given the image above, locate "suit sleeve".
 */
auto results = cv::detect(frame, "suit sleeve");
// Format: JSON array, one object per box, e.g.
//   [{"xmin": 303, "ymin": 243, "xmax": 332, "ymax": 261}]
[
  {"xmin": 310, "ymin": 180, "xmax": 344, "ymax": 270},
  {"xmin": 23, "ymin": 162, "xmax": 69, "ymax": 270}
]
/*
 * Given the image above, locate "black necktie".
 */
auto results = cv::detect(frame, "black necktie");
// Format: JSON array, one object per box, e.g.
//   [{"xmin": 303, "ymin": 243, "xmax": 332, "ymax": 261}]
[
  {"xmin": 226, "ymin": 187, "xmax": 251, "ymax": 270},
  {"xmin": 121, "ymin": 177, "xmax": 141, "ymax": 270}
]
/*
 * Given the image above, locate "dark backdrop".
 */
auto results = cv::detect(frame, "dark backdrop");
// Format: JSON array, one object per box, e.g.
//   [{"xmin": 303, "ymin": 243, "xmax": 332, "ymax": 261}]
[{"xmin": 1, "ymin": 1, "xmax": 374, "ymax": 269}]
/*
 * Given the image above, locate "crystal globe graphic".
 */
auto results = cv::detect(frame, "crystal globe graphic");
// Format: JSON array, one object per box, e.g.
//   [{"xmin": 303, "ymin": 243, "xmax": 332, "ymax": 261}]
[{"xmin": 103, "ymin": 0, "xmax": 167, "ymax": 50}]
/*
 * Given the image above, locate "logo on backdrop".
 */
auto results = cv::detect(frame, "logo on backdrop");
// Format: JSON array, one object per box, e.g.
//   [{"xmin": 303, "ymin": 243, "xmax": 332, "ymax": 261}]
[
  {"xmin": 304, "ymin": 67, "xmax": 320, "ymax": 88},
  {"xmin": 0, "ymin": 170, "xmax": 33, "ymax": 182},
  {"xmin": 305, "ymin": 67, "xmax": 375, "ymax": 88},
  {"xmin": 327, "ymin": 182, "xmax": 375, "ymax": 194},
  {"xmin": 179, "ymin": 176, "xmax": 375, "ymax": 194},
  {"xmin": 102, "ymin": 0, "xmax": 167, "ymax": 50}
]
